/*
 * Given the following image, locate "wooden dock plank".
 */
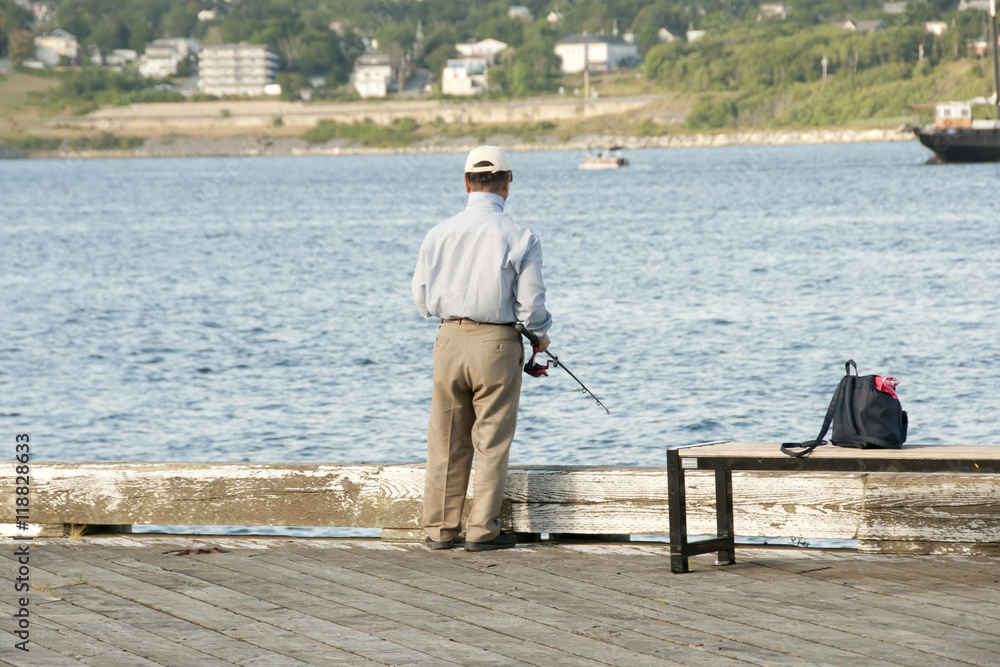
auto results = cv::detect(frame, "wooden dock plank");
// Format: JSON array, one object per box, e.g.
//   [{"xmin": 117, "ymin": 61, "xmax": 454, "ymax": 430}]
[
  {"xmin": 239, "ymin": 545, "xmax": 662, "ymax": 666},
  {"xmin": 52, "ymin": 584, "xmax": 303, "ymax": 667},
  {"xmin": 360, "ymin": 543, "xmax": 909, "ymax": 667},
  {"xmin": 383, "ymin": 543, "xmax": 975, "ymax": 667},
  {"xmin": 0, "ymin": 637, "xmax": 90, "ymax": 667},
  {"xmin": 427, "ymin": 544, "xmax": 901, "ymax": 667},
  {"xmin": 0, "ymin": 552, "xmax": 247, "ymax": 667},
  {"xmin": 132, "ymin": 541, "xmax": 611, "ymax": 667},
  {"xmin": 705, "ymin": 553, "xmax": 1000, "ymax": 665},
  {"xmin": 6, "ymin": 547, "xmax": 380, "ymax": 666},
  {"xmin": 0, "ymin": 599, "xmax": 118, "ymax": 667},
  {"xmin": 508, "ymin": 545, "xmax": 981, "ymax": 666},
  {"xmin": 73, "ymin": 543, "xmax": 491, "ymax": 667},
  {"xmin": 0, "ymin": 551, "xmax": 306, "ymax": 667},
  {"xmin": 284, "ymin": 543, "xmax": 703, "ymax": 667},
  {"xmin": 109, "ymin": 558, "xmax": 535, "ymax": 667},
  {"xmin": 31, "ymin": 546, "xmax": 437, "ymax": 666},
  {"xmin": 7, "ymin": 537, "xmax": 1000, "ymax": 666},
  {"xmin": 347, "ymin": 543, "xmax": 764, "ymax": 667},
  {"xmin": 752, "ymin": 555, "xmax": 1000, "ymax": 644},
  {"xmin": 841, "ymin": 551, "xmax": 1000, "ymax": 598},
  {"xmin": 586, "ymin": 549, "xmax": 988, "ymax": 667},
  {"xmin": 0, "ymin": 590, "xmax": 232, "ymax": 667},
  {"xmin": 649, "ymin": 563, "xmax": 981, "ymax": 667},
  {"xmin": 785, "ymin": 552, "xmax": 1000, "ymax": 609}
]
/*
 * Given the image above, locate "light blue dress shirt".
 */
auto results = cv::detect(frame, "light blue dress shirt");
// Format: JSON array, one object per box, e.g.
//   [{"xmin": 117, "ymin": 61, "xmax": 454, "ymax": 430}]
[{"xmin": 412, "ymin": 192, "xmax": 552, "ymax": 337}]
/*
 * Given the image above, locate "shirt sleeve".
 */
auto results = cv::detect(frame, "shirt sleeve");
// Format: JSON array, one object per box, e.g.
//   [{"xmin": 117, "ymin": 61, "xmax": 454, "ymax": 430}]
[
  {"xmin": 514, "ymin": 235, "xmax": 552, "ymax": 336},
  {"xmin": 412, "ymin": 242, "xmax": 431, "ymax": 318}
]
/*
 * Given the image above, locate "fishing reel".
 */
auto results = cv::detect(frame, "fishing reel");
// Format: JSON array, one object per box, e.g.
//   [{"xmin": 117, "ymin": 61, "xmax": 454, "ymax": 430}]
[{"xmin": 523, "ymin": 345, "xmax": 551, "ymax": 377}]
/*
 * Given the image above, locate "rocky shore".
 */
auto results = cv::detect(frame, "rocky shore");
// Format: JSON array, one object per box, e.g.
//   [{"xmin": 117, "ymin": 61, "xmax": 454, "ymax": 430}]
[{"xmin": 20, "ymin": 126, "xmax": 913, "ymax": 160}]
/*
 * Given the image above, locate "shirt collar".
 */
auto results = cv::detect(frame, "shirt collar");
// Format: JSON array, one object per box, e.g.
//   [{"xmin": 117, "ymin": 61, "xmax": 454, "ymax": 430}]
[{"xmin": 466, "ymin": 191, "xmax": 505, "ymax": 212}]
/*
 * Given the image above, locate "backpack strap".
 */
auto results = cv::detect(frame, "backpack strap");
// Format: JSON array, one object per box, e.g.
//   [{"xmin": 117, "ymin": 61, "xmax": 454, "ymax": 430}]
[{"xmin": 780, "ymin": 377, "xmax": 843, "ymax": 458}]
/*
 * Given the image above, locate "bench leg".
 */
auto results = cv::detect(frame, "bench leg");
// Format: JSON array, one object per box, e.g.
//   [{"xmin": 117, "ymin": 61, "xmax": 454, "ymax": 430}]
[
  {"xmin": 714, "ymin": 468, "xmax": 736, "ymax": 566},
  {"xmin": 667, "ymin": 449, "xmax": 689, "ymax": 573}
]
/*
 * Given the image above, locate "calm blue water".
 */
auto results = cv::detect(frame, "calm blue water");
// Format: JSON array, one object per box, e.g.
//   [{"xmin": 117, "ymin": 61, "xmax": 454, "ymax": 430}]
[{"xmin": 2, "ymin": 143, "xmax": 998, "ymax": 481}]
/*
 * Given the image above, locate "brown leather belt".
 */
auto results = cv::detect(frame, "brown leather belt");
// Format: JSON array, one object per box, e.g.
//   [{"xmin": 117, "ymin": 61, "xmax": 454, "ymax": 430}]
[{"xmin": 441, "ymin": 318, "xmax": 515, "ymax": 326}]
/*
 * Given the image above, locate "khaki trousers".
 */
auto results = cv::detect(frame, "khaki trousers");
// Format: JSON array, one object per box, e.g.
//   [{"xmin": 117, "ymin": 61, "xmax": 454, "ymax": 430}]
[{"xmin": 423, "ymin": 321, "xmax": 524, "ymax": 543}]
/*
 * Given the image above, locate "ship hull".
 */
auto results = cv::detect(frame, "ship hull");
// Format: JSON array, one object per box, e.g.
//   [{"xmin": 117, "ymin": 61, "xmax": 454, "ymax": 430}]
[{"xmin": 913, "ymin": 127, "xmax": 1000, "ymax": 162}]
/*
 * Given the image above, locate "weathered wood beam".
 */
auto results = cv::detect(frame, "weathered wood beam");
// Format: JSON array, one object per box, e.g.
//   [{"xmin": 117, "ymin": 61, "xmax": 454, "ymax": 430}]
[
  {"xmin": 859, "ymin": 473, "xmax": 1000, "ymax": 555},
  {"xmin": 2, "ymin": 462, "xmax": 997, "ymax": 554}
]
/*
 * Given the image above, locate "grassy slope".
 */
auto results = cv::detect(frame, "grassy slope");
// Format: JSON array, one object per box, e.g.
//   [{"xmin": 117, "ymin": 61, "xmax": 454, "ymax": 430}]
[
  {"xmin": 0, "ymin": 56, "xmax": 991, "ymax": 152},
  {"xmin": 0, "ymin": 71, "xmax": 62, "ymax": 139},
  {"xmin": 763, "ymin": 60, "xmax": 986, "ymax": 128}
]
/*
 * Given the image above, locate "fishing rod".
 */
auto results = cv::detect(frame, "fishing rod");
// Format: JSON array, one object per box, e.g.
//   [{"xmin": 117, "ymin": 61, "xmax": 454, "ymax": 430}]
[{"xmin": 515, "ymin": 323, "xmax": 610, "ymax": 415}]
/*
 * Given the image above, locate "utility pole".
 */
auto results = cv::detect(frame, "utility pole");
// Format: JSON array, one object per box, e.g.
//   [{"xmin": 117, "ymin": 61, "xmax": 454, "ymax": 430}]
[{"xmin": 991, "ymin": 0, "xmax": 1000, "ymax": 118}]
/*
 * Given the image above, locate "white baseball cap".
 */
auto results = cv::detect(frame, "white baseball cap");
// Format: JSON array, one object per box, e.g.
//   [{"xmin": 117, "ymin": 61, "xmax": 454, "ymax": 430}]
[{"xmin": 464, "ymin": 145, "xmax": 512, "ymax": 174}]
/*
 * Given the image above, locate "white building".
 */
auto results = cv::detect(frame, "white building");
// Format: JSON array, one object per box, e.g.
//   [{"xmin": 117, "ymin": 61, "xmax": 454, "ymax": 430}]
[
  {"xmin": 508, "ymin": 6, "xmax": 534, "ymax": 22},
  {"xmin": 105, "ymin": 49, "xmax": 138, "ymax": 68},
  {"xmin": 138, "ymin": 39, "xmax": 197, "ymax": 79},
  {"xmin": 882, "ymin": 1, "xmax": 907, "ymax": 14},
  {"xmin": 553, "ymin": 34, "xmax": 640, "ymax": 74},
  {"xmin": 686, "ymin": 29, "xmax": 707, "ymax": 43},
  {"xmin": 34, "ymin": 29, "xmax": 79, "ymax": 66},
  {"xmin": 157, "ymin": 38, "xmax": 197, "ymax": 60},
  {"xmin": 658, "ymin": 27, "xmax": 677, "ymax": 43},
  {"xmin": 353, "ymin": 53, "xmax": 394, "ymax": 98},
  {"xmin": 759, "ymin": 2, "xmax": 788, "ymax": 19},
  {"xmin": 198, "ymin": 43, "xmax": 279, "ymax": 97},
  {"xmin": 139, "ymin": 49, "xmax": 179, "ymax": 78},
  {"xmin": 455, "ymin": 38, "xmax": 508, "ymax": 66},
  {"xmin": 925, "ymin": 21, "xmax": 948, "ymax": 36},
  {"xmin": 441, "ymin": 57, "xmax": 488, "ymax": 96}
]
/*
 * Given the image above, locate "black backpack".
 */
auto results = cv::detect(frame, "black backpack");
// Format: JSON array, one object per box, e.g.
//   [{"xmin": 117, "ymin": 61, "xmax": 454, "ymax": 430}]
[{"xmin": 781, "ymin": 360, "xmax": 908, "ymax": 458}]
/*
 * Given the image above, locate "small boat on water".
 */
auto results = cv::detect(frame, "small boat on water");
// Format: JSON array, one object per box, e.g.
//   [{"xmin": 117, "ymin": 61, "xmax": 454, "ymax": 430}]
[
  {"xmin": 908, "ymin": 0, "xmax": 1000, "ymax": 162},
  {"xmin": 579, "ymin": 146, "xmax": 629, "ymax": 170}
]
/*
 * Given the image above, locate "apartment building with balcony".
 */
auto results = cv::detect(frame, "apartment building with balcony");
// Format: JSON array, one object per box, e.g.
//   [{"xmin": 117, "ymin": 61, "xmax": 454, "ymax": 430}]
[{"xmin": 198, "ymin": 43, "xmax": 279, "ymax": 97}]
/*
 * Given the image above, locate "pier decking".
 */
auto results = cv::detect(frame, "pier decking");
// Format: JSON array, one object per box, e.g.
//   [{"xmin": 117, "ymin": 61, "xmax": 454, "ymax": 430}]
[{"xmin": 4, "ymin": 536, "xmax": 999, "ymax": 666}]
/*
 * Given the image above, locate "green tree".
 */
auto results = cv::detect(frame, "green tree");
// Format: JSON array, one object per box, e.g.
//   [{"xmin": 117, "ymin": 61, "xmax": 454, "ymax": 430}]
[
  {"xmin": 424, "ymin": 43, "xmax": 457, "ymax": 77},
  {"xmin": 297, "ymin": 29, "xmax": 347, "ymax": 77},
  {"xmin": 488, "ymin": 64, "xmax": 508, "ymax": 92},
  {"xmin": 88, "ymin": 15, "xmax": 131, "ymax": 54},
  {"xmin": 508, "ymin": 60, "xmax": 534, "ymax": 96},
  {"xmin": 7, "ymin": 29, "xmax": 33, "ymax": 65},
  {"xmin": 375, "ymin": 22, "xmax": 416, "ymax": 54},
  {"xmin": 0, "ymin": 2, "xmax": 32, "ymax": 58},
  {"xmin": 161, "ymin": 2, "xmax": 197, "ymax": 38},
  {"xmin": 477, "ymin": 16, "xmax": 523, "ymax": 47},
  {"xmin": 635, "ymin": 25, "xmax": 661, "ymax": 58}
]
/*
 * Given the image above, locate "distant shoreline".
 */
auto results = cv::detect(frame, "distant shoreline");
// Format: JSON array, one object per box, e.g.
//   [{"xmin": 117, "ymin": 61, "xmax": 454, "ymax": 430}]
[{"xmin": 6, "ymin": 126, "xmax": 914, "ymax": 160}]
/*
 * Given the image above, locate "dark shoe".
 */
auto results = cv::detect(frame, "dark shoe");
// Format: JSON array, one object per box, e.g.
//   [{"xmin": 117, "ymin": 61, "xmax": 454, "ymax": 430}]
[
  {"xmin": 464, "ymin": 531, "xmax": 517, "ymax": 552},
  {"xmin": 425, "ymin": 536, "xmax": 462, "ymax": 550}
]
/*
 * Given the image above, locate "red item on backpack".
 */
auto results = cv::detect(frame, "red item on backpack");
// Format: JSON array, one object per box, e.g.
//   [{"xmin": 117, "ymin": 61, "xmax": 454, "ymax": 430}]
[{"xmin": 874, "ymin": 376, "xmax": 899, "ymax": 399}]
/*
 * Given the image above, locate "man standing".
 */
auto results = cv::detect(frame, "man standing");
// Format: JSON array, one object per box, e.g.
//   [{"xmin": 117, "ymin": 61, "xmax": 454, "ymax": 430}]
[{"xmin": 412, "ymin": 145, "xmax": 552, "ymax": 552}]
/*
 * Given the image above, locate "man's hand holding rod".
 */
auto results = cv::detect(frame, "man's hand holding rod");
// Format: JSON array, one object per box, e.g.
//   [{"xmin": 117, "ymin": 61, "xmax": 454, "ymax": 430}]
[{"xmin": 514, "ymin": 324, "xmax": 550, "ymax": 354}]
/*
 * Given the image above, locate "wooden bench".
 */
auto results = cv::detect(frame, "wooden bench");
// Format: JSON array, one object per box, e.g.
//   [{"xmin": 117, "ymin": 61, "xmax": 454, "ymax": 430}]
[{"xmin": 667, "ymin": 442, "xmax": 1000, "ymax": 573}]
